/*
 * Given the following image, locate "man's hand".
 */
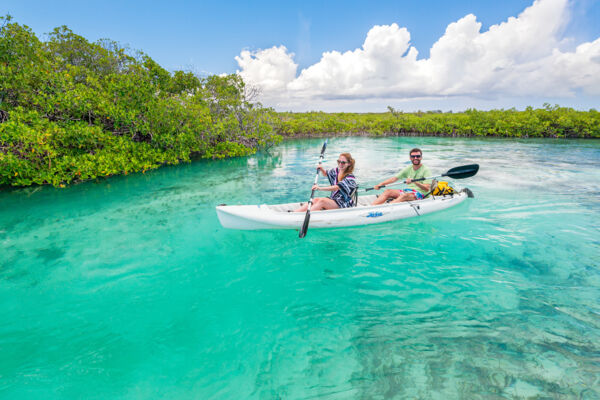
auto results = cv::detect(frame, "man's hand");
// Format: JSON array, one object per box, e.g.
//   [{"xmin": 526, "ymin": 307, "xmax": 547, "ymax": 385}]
[
  {"xmin": 405, "ymin": 178, "xmax": 413, "ymax": 184},
  {"xmin": 374, "ymin": 184, "xmax": 382, "ymax": 190}
]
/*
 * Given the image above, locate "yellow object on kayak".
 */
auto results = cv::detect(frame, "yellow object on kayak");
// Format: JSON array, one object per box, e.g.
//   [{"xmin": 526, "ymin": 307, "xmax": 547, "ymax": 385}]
[{"xmin": 432, "ymin": 181, "xmax": 455, "ymax": 196}]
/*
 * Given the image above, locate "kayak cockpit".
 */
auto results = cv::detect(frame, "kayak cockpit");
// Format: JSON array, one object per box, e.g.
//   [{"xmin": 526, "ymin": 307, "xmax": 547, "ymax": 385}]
[{"xmin": 261, "ymin": 194, "xmax": 379, "ymax": 213}]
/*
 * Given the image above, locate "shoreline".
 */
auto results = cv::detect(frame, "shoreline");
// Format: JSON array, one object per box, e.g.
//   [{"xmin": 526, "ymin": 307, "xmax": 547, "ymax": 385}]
[
  {"xmin": 2, "ymin": 133, "xmax": 597, "ymax": 190},
  {"xmin": 277, "ymin": 131, "xmax": 598, "ymax": 139}
]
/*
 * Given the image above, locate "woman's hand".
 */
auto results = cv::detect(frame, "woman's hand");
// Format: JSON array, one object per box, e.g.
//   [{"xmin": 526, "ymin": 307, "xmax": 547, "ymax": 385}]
[{"xmin": 312, "ymin": 184, "xmax": 320, "ymax": 191}]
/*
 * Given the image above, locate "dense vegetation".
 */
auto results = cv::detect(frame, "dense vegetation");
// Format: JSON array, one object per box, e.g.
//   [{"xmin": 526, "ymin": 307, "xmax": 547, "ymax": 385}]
[
  {"xmin": 1, "ymin": 17, "xmax": 598, "ymax": 188},
  {"xmin": 0, "ymin": 17, "xmax": 279, "ymax": 187},
  {"xmin": 273, "ymin": 106, "xmax": 600, "ymax": 138}
]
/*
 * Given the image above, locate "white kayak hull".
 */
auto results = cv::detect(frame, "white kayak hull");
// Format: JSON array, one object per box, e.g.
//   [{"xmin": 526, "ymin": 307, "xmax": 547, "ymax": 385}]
[{"xmin": 216, "ymin": 190, "xmax": 472, "ymax": 230}]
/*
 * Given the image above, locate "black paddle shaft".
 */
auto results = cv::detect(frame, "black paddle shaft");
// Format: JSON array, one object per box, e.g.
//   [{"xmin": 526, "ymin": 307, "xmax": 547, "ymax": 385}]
[
  {"xmin": 413, "ymin": 164, "xmax": 479, "ymax": 182},
  {"xmin": 299, "ymin": 140, "xmax": 328, "ymax": 238},
  {"xmin": 364, "ymin": 164, "xmax": 479, "ymax": 191},
  {"xmin": 309, "ymin": 141, "xmax": 328, "ymax": 198}
]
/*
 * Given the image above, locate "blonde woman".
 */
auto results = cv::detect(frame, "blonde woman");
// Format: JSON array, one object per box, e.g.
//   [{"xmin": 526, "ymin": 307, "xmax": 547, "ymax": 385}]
[{"xmin": 295, "ymin": 153, "xmax": 357, "ymax": 211}]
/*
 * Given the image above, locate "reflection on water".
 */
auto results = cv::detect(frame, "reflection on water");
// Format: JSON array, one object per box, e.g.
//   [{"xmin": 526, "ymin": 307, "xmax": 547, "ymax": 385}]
[{"xmin": 0, "ymin": 137, "xmax": 599, "ymax": 399}]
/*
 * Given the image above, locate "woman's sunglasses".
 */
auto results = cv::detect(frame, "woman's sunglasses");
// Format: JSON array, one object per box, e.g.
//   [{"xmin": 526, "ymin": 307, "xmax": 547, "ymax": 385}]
[{"xmin": 337, "ymin": 160, "xmax": 348, "ymax": 165}]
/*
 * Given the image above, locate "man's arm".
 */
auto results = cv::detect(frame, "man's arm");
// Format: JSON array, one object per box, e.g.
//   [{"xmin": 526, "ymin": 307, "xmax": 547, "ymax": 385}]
[
  {"xmin": 374, "ymin": 176, "xmax": 398, "ymax": 190},
  {"xmin": 411, "ymin": 180, "xmax": 430, "ymax": 192},
  {"xmin": 406, "ymin": 166, "xmax": 431, "ymax": 191}
]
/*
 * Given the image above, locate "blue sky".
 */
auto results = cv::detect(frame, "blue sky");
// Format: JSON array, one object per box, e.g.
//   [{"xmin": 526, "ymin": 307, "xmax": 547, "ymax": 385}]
[{"xmin": 3, "ymin": 0, "xmax": 600, "ymax": 111}]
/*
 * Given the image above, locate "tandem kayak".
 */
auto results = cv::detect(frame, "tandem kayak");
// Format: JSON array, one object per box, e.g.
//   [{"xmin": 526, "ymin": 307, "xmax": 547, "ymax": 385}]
[{"xmin": 216, "ymin": 188, "xmax": 474, "ymax": 230}]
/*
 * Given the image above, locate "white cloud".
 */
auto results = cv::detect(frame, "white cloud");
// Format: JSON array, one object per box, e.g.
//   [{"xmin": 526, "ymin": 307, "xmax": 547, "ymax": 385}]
[
  {"xmin": 235, "ymin": 46, "xmax": 298, "ymax": 92},
  {"xmin": 235, "ymin": 0, "xmax": 600, "ymax": 110}
]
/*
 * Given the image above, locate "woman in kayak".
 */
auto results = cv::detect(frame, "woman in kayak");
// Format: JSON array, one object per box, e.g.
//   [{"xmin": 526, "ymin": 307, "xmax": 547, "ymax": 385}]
[{"xmin": 295, "ymin": 153, "xmax": 357, "ymax": 211}]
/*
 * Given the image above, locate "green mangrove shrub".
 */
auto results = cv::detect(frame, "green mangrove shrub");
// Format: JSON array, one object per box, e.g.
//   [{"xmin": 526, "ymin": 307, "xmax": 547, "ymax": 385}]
[{"xmin": 0, "ymin": 16, "xmax": 280, "ymax": 187}]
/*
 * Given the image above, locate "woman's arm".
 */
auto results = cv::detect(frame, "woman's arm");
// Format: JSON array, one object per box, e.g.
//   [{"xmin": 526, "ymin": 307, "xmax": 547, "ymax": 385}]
[{"xmin": 312, "ymin": 184, "xmax": 338, "ymax": 191}]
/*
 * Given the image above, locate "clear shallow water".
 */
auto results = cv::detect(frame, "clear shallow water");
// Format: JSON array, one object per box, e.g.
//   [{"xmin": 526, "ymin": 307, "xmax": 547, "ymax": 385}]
[{"xmin": 1, "ymin": 137, "xmax": 599, "ymax": 399}]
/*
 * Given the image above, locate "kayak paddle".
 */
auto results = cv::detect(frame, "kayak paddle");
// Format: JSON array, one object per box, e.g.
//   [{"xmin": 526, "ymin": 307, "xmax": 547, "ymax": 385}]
[
  {"xmin": 299, "ymin": 140, "xmax": 328, "ymax": 238},
  {"xmin": 364, "ymin": 164, "xmax": 479, "ymax": 191}
]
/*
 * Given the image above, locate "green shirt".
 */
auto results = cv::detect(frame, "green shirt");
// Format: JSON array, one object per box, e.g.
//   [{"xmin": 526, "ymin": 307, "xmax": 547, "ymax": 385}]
[{"xmin": 395, "ymin": 164, "xmax": 431, "ymax": 194}]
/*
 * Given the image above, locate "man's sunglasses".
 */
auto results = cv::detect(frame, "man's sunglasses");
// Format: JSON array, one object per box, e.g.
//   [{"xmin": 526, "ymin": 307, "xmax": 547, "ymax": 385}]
[
  {"xmin": 410, "ymin": 154, "xmax": 422, "ymax": 158},
  {"xmin": 337, "ymin": 160, "xmax": 348, "ymax": 165}
]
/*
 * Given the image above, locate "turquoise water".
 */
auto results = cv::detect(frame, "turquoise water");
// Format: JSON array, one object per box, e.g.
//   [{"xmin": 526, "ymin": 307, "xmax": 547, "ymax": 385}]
[{"xmin": 1, "ymin": 137, "xmax": 599, "ymax": 399}]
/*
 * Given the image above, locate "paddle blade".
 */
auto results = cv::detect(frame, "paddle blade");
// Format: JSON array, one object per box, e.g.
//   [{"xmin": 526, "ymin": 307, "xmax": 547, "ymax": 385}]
[
  {"xmin": 444, "ymin": 164, "xmax": 479, "ymax": 179},
  {"xmin": 299, "ymin": 211, "xmax": 311, "ymax": 238},
  {"xmin": 320, "ymin": 141, "xmax": 327, "ymax": 155}
]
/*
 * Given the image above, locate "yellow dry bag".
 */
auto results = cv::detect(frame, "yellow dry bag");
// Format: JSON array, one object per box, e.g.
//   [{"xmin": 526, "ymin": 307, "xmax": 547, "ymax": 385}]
[{"xmin": 431, "ymin": 181, "xmax": 455, "ymax": 196}]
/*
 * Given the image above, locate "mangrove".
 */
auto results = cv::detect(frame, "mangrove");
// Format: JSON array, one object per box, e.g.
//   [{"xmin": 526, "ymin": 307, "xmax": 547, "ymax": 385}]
[{"xmin": 1, "ymin": 17, "xmax": 598, "ymax": 188}]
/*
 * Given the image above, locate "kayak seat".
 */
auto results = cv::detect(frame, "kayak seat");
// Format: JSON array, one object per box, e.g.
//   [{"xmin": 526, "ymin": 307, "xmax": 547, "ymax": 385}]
[{"xmin": 385, "ymin": 195, "xmax": 416, "ymax": 203}]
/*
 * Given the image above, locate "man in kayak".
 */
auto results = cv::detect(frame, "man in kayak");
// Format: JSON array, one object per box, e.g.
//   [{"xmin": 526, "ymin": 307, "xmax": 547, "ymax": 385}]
[{"xmin": 371, "ymin": 148, "xmax": 431, "ymax": 205}]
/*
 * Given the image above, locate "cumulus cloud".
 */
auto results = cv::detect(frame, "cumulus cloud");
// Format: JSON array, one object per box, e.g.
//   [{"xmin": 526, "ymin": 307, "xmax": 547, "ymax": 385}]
[
  {"xmin": 236, "ymin": 0, "xmax": 600, "ymax": 109},
  {"xmin": 235, "ymin": 46, "xmax": 298, "ymax": 92}
]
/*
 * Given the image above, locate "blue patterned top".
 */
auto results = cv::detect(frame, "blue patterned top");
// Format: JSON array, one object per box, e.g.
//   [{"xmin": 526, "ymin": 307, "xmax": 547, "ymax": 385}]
[{"xmin": 326, "ymin": 168, "xmax": 357, "ymax": 208}]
